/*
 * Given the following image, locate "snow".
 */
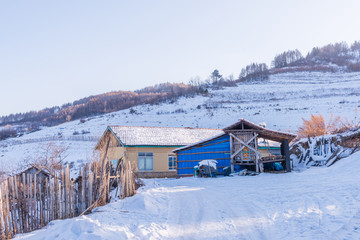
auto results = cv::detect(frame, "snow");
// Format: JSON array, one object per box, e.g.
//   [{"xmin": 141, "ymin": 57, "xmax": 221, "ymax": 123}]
[
  {"xmin": 109, "ymin": 126, "xmax": 223, "ymax": 146},
  {"xmin": 15, "ymin": 150, "xmax": 360, "ymax": 240}
]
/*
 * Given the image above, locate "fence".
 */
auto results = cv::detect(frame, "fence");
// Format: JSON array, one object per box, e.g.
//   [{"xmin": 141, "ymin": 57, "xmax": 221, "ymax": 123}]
[
  {"xmin": 0, "ymin": 144, "xmax": 136, "ymax": 239},
  {"xmin": 1, "ymin": 135, "xmax": 100, "ymax": 147}
]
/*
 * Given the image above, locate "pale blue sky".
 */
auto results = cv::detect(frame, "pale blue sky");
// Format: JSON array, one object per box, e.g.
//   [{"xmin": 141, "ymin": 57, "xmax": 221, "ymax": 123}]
[{"xmin": 1, "ymin": 0, "xmax": 360, "ymax": 116}]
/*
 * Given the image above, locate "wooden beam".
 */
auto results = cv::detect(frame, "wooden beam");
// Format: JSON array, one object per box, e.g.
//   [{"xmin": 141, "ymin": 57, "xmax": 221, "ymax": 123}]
[
  {"xmin": 177, "ymin": 151, "xmax": 230, "ymax": 155},
  {"xmin": 229, "ymin": 133, "xmax": 260, "ymax": 158},
  {"xmin": 260, "ymin": 158, "xmax": 285, "ymax": 164},
  {"xmin": 177, "ymin": 158, "xmax": 230, "ymax": 163}
]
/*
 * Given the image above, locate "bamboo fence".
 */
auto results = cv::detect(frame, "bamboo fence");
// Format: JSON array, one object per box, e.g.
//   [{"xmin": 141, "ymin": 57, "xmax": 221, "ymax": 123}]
[{"xmin": 0, "ymin": 158, "xmax": 136, "ymax": 239}]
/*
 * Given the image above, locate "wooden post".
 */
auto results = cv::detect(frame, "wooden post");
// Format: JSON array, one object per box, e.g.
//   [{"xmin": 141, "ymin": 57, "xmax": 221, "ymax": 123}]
[
  {"xmin": 9, "ymin": 177, "xmax": 16, "ymax": 234},
  {"xmin": 4, "ymin": 181, "xmax": 10, "ymax": 236},
  {"xmin": 49, "ymin": 177, "xmax": 53, "ymax": 221},
  {"xmin": 13, "ymin": 176, "xmax": 22, "ymax": 233},
  {"xmin": 282, "ymin": 139, "xmax": 291, "ymax": 172},
  {"xmin": 39, "ymin": 177, "xmax": 43, "ymax": 227},
  {"xmin": 72, "ymin": 176, "xmax": 75, "ymax": 218},
  {"xmin": 0, "ymin": 184, "xmax": 5, "ymax": 238},
  {"xmin": 54, "ymin": 174, "xmax": 59, "ymax": 220},
  {"xmin": 0, "ymin": 182, "xmax": 8, "ymax": 239},
  {"xmin": 88, "ymin": 164, "xmax": 93, "ymax": 207},
  {"xmin": 22, "ymin": 173, "xmax": 28, "ymax": 233},
  {"xmin": 33, "ymin": 174, "xmax": 37, "ymax": 229},
  {"xmin": 44, "ymin": 178, "xmax": 48, "ymax": 223},
  {"xmin": 61, "ymin": 168, "xmax": 65, "ymax": 219},
  {"xmin": 81, "ymin": 167, "xmax": 85, "ymax": 212},
  {"xmin": 230, "ymin": 134, "xmax": 234, "ymax": 173},
  {"xmin": 27, "ymin": 174, "xmax": 31, "ymax": 231},
  {"xmin": 57, "ymin": 174, "xmax": 61, "ymax": 220},
  {"xmin": 65, "ymin": 165, "xmax": 70, "ymax": 218},
  {"xmin": 254, "ymin": 134, "xmax": 263, "ymax": 173}
]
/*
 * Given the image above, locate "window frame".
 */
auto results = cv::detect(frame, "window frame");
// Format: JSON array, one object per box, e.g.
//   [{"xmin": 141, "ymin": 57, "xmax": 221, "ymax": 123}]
[
  {"xmin": 168, "ymin": 155, "xmax": 177, "ymax": 170},
  {"xmin": 138, "ymin": 152, "xmax": 154, "ymax": 171}
]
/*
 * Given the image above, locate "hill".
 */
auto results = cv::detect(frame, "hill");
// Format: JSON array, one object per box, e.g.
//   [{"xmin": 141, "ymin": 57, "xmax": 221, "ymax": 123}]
[
  {"xmin": 2, "ymin": 40, "xmax": 360, "ymax": 140},
  {"xmin": 0, "ymin": 71, "xmax": 359, "ymax": 176}
]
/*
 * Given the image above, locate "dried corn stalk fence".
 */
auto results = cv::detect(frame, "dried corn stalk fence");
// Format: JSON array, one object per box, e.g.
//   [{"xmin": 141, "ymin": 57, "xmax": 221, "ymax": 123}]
[{"xmin": 0, "ymin": 137, "xmax": 137, "ymax": 239}]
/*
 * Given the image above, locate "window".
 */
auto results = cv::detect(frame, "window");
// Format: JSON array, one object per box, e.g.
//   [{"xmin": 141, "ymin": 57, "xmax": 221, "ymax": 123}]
[
  {"xmin": 168, "ymin": 155, "xmax": 176, "ymax": 170},
  {"xmin": 138, "ymin": 152, "xmax": 153, "ymax": 171}
]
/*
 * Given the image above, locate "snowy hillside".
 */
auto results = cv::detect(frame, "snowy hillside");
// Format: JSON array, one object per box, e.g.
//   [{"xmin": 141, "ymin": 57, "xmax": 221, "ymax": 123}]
[
  {"xmin": 1, "ymin": 71, "xmax": 360, "ymax": 174},
  {"xmin": 15, "ymin": 150, "xmax": 360, "ymax": 240}
]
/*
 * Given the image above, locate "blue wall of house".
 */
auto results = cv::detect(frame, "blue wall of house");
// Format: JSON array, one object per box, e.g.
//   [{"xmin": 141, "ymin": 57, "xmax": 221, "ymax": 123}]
[{"xmin": 176, "ymin": 134, "xmax": 231, "ymax": 176}]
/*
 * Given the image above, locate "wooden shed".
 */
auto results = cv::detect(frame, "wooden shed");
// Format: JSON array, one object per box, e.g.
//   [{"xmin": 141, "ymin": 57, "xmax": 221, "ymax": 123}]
[
  {"xmin": 224, "ymin": 119, "xmax": 296, "ymax": 173},
  {"xmin": 173, "ymin": 119, "xmax": 296, "ymax": 177}
]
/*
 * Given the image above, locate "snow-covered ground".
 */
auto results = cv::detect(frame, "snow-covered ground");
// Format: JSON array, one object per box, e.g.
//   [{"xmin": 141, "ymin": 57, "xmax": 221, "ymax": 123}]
[
  {"xmin": 1, "ymin": 71, "xmax": 360, "ymax": 174},
  {"xmin": 15, "ymin": 150, "xmax": 360, "ymax": 240}
]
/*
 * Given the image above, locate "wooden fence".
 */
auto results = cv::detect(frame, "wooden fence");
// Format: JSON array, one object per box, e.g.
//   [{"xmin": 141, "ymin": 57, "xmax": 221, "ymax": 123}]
[
  {"xmin": 0, "ymin": 158, "xmax": 136, "ymax": 239},
  {"xmin": 0, "ymin": 135, "xmax": 100, "ymax": 147}
]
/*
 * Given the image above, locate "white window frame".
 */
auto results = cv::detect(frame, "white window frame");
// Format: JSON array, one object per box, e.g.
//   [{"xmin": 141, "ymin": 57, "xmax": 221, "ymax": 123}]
[
  {"xmin": 168, "ymin": 155, "xmax": 176, "ymax": 170},
  {"xmin": 138, "ymin": 152, "xmax": 154, "ymax": 171}
]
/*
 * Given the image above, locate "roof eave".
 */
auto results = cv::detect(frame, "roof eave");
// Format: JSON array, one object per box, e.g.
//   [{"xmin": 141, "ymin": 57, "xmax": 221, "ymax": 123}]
[
  {"xmin": 94, "ymin": 126, "xmax": 125, "ymax": 150},
  {"xmin": 173, "ymin": 132, "xmax": 227, "ymax": 152}
]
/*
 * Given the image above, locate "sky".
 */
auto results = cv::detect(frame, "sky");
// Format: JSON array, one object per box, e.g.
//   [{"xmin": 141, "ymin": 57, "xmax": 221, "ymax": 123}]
[{"xmin": 1, "ymin": 0, "xmax": 360, "ymax": 116}]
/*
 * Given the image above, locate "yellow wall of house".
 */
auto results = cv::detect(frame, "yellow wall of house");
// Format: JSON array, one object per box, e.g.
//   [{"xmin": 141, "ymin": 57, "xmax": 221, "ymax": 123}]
[
  {"xmin": 103, "ymin": 146, "xmax": 177, "ymax": 172},
  {"xmin": 106, "ymin": 146, "xmax": 126, "ymax": 160},
  {"xmin": 126, "ymin": 147, "xmax": 177, "ymax": 172}
]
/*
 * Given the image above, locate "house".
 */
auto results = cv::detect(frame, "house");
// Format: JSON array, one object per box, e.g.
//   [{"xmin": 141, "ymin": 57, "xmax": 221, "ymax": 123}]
[
  {"xmin": 174, "ymin": 119, "xmax": 296, "ymax": 177},
  {"xmin": 95, "ymin": 126, "xmax": 224, "ymax": 178}
]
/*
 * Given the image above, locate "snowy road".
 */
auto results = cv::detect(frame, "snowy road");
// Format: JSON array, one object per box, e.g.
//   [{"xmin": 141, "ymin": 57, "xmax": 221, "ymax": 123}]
[{"xmin": 16, "ymin": 151, "xmax": 360, "ymax": 240}]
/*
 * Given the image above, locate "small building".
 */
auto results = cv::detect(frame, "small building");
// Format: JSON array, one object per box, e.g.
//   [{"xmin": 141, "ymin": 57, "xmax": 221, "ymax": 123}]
[
  {"xmin": 18, "ymin": 166, "xmax": 51, "ymax": 181},
  {"xmin": 95, "ymin": 126, "xmax": 223, "ymax": 178},
  {"xmin": 174, "ymin": 119, "xmax": 296, "ymax": 177}
]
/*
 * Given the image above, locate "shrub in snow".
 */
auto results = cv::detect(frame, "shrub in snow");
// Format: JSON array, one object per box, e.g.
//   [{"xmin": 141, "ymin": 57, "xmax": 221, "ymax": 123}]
[
  {"xmin": 297, "ymin": 114, "xmax": 359, "ymax": 138},
  {"xmin": 291, "ymin": 129, "xmax": 360, "ymax": 167}
]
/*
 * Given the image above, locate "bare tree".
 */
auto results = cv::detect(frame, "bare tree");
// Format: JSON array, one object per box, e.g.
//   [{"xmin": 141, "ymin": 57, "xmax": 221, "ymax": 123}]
[
  {"xmin": 239, "ymin": 63, "xmax": 269, "ymax": 81},
  {"xmin": 25, "ymin": 142, "xmax": 69, "ymax": 176},
  {"xmin": 272, "ymin": 49, "xmax": 303, "ymax": 68}
]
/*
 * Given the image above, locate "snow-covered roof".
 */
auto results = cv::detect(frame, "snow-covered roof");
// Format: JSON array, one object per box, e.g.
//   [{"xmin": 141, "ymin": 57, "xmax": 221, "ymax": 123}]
[
  {"xmin": 107, "ymin": 126, "xmax": 224, "ymax": 146},
  {"xmin": 224, "ymin": 119, "xmax": 297, "ymax": 142}
]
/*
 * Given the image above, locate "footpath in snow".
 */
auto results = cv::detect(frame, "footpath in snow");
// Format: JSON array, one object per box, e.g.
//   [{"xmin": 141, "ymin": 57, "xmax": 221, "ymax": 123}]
[{"xmin": 15, "ymin": 151, "xmax": 360, "ymax": 240}]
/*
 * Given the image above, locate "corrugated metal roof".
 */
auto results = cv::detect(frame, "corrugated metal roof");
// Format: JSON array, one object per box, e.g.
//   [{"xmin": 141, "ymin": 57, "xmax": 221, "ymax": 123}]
[
  {"xmin": 173, "ymin": 133, "xmax": 227, "ymax": 152},
  {"xmin": 108, "ymin": 126, "xmax": 224, "ymax": 146}
]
